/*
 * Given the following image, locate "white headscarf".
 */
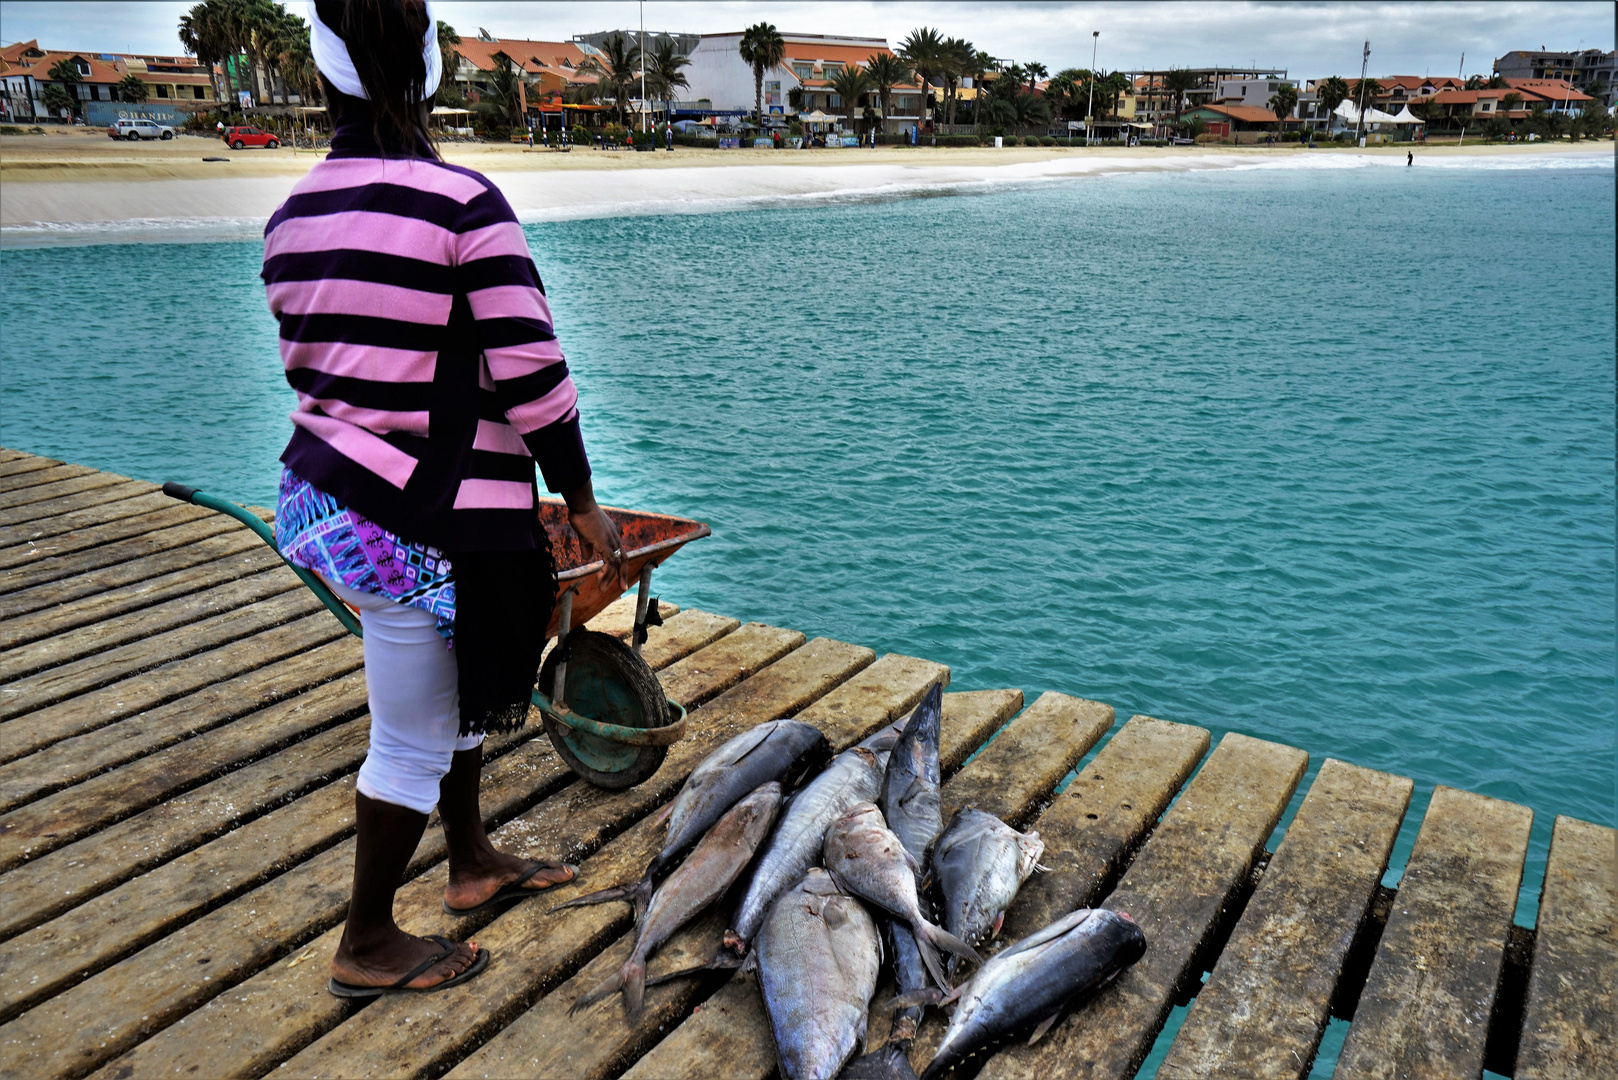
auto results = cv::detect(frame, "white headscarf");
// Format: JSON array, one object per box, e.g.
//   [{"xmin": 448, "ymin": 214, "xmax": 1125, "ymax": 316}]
[{"xmin": 309, "ymin": 0, "xmax": 442, "ymax": 101}]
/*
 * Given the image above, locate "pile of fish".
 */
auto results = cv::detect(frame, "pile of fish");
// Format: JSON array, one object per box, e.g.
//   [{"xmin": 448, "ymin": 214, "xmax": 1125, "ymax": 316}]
[{"xmin": 556, "ymin": 683, "xmax": 1148, "ymax": 1080}]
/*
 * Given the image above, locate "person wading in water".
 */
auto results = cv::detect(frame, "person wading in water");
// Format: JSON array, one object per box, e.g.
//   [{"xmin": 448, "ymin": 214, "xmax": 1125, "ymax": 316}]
[{"xmin": 268, "ymin": 0, "xmax": 627, "ymax": 997}]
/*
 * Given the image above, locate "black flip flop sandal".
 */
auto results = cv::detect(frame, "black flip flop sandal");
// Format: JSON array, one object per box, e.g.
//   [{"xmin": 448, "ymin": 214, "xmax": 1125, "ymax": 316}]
[
  {"xmin": 442, "ymin": 862, "xmax": 579, "ymax": 917},
  {"xmin": 326, "ymin": 934, "xmax": 489, "ymax": 999}
]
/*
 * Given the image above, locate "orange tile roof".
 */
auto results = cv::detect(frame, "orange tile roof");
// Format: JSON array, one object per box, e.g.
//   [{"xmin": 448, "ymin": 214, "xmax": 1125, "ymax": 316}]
[
  {"xmin": 1193, "ymin": 103, "xmax": 1286, "ymax": 123},
  {"xmin": 1504, "ymin": 78, "xmax": 1592, "ymax": 101},
  {"xmin": 453, "ymin": 38, "xmax": 596, "ymax": 78},
  {"xmin": 17, "ymin": 50, "xmax": 127, "ymax": 84}
]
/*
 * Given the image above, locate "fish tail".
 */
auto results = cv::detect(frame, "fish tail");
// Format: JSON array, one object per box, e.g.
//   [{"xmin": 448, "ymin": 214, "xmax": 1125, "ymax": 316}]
[
  {"xmin": 547, "ymin": 876, "xmax": 650, "ymax": 916},
  {"xmin": 569, "ymin": 967, "xmax": 626, "ymax": 1016},
  {"xmin": 622, "ymin": 954, "xmax": 647, "ymax": 1020},
  {"xmin": 921, "ymin": 919, "xmax": 983, "ymax": 968},
  {"xmin": 912, "ymin": 923, "xmax": 950, "ymax": 991}
]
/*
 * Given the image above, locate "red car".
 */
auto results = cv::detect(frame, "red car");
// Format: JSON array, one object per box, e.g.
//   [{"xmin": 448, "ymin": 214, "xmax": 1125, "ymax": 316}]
[{"xmin": 222, "ymin": 125, "xmax": 279, "ymax": 150}]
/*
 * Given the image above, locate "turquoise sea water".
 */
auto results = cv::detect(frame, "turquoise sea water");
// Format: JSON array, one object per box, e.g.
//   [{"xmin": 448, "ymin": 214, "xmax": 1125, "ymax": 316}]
[{"xmin": 2, "ymin": 154, "xmax": 1613, "ymax": 1075}]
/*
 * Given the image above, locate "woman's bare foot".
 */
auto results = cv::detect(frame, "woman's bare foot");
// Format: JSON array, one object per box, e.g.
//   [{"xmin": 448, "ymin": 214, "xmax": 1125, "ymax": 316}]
[
  {"xmin": 444, "ymin": 850, "xmax": 575, "ymax": 913},
  {"xmin": 331, "ymin": 928, "xmax": 480, "ymax": 990}
]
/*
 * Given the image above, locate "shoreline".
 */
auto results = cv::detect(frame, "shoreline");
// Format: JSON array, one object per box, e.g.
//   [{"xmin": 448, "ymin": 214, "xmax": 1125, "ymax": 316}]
[{"xmin": 1, "ymin": 133, "xmax": 1609, "ymax": 246}]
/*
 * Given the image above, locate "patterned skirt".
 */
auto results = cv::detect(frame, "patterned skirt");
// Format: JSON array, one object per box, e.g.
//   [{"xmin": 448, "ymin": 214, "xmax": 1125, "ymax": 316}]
[{"xmin": 274, "ymin": 468, "xmax": 456, "ymax": 644}]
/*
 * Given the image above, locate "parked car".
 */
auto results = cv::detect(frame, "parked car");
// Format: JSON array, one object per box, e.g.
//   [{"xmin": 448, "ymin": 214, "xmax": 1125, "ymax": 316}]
[
  {"xmin": 222, "ymin": 125, "xmax": 279, "ymax": 149},
  {"xmin": 108, "ymin": 118, "xmax": 174, "ymax": 141}
]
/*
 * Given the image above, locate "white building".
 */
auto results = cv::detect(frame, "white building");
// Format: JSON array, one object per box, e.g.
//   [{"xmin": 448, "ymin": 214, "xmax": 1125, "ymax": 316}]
[
  {"xmin": 1214, "ymin": 77, "xmax": 1300, "ymax": 111},
  {"xmin": 683, "ymin": 31, "xmax": 925, "ymax": 133}
]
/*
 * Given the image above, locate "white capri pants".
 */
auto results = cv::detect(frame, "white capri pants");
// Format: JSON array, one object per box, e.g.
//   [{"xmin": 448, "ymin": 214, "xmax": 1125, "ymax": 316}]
[{"xmin": 326, "ymin": 579, "xmax": 483, "ymax": 815}]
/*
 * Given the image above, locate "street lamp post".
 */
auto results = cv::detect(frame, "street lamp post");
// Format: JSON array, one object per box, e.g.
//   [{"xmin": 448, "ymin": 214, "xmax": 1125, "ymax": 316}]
[{"xmin": 1086, "ymin": 31, "xmax": 1098, "ymax": 145}]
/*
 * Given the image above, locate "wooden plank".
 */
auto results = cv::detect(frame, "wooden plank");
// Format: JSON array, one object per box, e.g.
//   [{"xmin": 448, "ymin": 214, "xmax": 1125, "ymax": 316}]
[
  {"xmin": 0, "ymin": 638, "xmax": 363, "ymax": 815},
  {"xmin": 0, "ymin": 471, "xmax": 138, "ymax": 512},
  {"xmin": 448, "ymin": 688, "xmax": 1020, "ymax": 1080},
  {"xmin": 1516, "ymin": 815, "xmax": 1618, "ymax": 1080},
  {"xmin": 0, "ymin": 504, "xmax": 219, "ymax": 573},
  {"xmin": 0, "ymin": 463, "xmax": 98, "ymax": 492},
  {"xmin": 0, "ymin": 515, "xmax": 246, "ymax": 597},
  {"xmin": 0, "ymin": 456, "xmax": 71, "ymax": 482},
  {"xmin": 0, "ymin": 489, "xmax": 186, "ymax": 548},
  {"xmin": 0, "ymin": 613, "xmax": 349, "ymax": 766},
  {"xmin": 0, "ymin": 587, "xmax": 322, "ymax": 721},
  {"xmin": 0, "ymin": 480, "xmax": 156, "ymax": 528},
  {"xmin": 1333, "ymin": 786, "xmax": 1534, "ymax": 1079},
  {"xmin": 617, "ymin": 690, "xmax": 1085, "ymax": 1080},
  {"xmin": 976, "ymin": 732, "xmax": 1308, "ymax": 1080},
  {"xmin": 0, "ymin": 716, "xmax": 570, "ymax": 1023},
  {"xmin": 583, "ymin": 595, "xmax": 680, "ymax": 639},
  {"xmin": 0, "ymin": 671, "xmax": 368, "ymax": 873},
  {"xmin": 0, "ymin": 723, "xmax": 557, "ymax": 1080},
  {"xmin": 0, "ymin": 567, "xmax": 302, "ymax": 683},
  {"xmin": 940, "ymin": 690, "xmax": 1113, "ymax": 826},
  {"xmin": 270, "ymin": 638, "xmax": 879, "ymax": 1080},
  {"xmin": 0, "ymin": 449, "xmax": 31, "ymax": 463},
  {"xmin": 638, "ymin": 609, "xmax": 738, "ymax": 670},
  {"xmin": 0, "ymin": 544, "xmax": 282, "ymax": 649},
  {"xmin": 1157, "ymin": 760, "xmax": 1414, "ymax": 1079},
  {"xmin": 793, "ymin": 652, "xmax": 952, "ymax": 748},
  {"xmin": 47, "ymin": 636, "xmax": 870, "ymax": 1080}
]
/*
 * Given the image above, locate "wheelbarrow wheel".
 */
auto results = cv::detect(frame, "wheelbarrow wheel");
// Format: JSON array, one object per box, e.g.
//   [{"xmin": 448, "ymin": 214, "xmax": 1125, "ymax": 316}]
[{"xmin": 538, "ymin": 629, "xmax": 668, "ymax": 790}]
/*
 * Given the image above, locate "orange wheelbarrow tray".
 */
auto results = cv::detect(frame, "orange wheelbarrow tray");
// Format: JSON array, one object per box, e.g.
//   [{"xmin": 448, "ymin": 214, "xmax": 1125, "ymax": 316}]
[{"xmin": 161, "ymin": 483, "xmax": 710, "ymax": 788}]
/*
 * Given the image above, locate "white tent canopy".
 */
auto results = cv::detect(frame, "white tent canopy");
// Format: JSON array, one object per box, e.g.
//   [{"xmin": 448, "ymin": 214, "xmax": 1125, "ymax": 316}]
[
  {"xmin": 1390, "ymin": 105, "xmax": 1425, "ymax": 124},
  {"xmin": 1333, "ymin": 100, "xmax": 1421, "ymax": 126}
]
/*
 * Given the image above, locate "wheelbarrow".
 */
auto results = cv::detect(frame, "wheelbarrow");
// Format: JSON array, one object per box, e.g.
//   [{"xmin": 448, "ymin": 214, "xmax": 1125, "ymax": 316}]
[{"xmin": 162, "ymin": 482, "xmax": 709, "ymax": 790}]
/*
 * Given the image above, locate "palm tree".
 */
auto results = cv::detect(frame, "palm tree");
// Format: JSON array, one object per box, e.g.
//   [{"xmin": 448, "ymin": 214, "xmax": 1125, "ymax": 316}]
[
  {"xmin": 437, "ymin": 20, "xmax": 462, "ymax": 97},
  {"xmin": 738, "ymin": 22, "xmax": 785, "ymax": 127},
  {"xmin": 46, "ymin": 59, "xmax": 84, "ymax": 119},
  {"xmin": 967, "ymin": 50, "xmax": 996, "ymax": 129},
  {"xmin": 1268, "ymin": 83, "xmax": 1298, "ymax": 124},
  {"xmin": 865, "ymin": 52, "xmax": 912, "ymax": 134},
  {"xmin": 118, "ymin": 73, "xmax": 149, "ymax": 103},
  {"xmin": 486, "ymin": 51, "xmax": 525, "ymax": 129},
  {"xmin": 578, "ymin": 33, "xmax": 640, "ymax": 125},
  {"xmin": 1161, "ymin": 67, "xmax": 1198, "ymax": 115},
  {"xmin": 1354, "ymin": 77, "xmax": 1383, "ymax": 113},
  {"xmin": 179, "ymin": 0, "xmax": 236, "ymax": 103},
  {"xmin": 899, "ymin": 27, "xmax": 943, "ymax": 133},
  {"xmin": 1023, "ymin": 62, "xmax": 1047, "ymax": 95},
  {"xmin": 645, "ymin": 37, "xmax": 691, "ymax": 112},
  {"xmin": 829, "ymin": 62, "xmax": 875, "ymax": 133},
  {"xmin": 939, "ymin": 37, "xmax": 974, "ymax": 127},
  {"xmin": 1315, "ymin": 75, "xmax": 1350, "ymax": 128}
]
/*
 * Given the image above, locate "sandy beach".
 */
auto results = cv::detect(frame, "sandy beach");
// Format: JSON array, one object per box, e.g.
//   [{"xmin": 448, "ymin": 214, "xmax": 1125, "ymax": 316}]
[{"xmin": 1, "ymin": 128, "xmax": 1608, "ymax": 243}]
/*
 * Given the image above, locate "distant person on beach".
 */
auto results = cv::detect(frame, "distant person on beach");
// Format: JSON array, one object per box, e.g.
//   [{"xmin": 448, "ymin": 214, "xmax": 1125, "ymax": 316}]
[
  {"xmin": 1407, "ymin": 150, "xmax": 1413, "ymax": 166},
  {"xmin": 269, "ymin": 0, "xmax": 623, "ymax": 999}
]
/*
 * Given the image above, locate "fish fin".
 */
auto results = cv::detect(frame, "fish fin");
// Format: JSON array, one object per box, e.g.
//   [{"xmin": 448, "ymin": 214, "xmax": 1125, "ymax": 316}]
[
  {"xmin": 920, "ymin": 920, "xmax": 983, "ymax": 969},
  {"xmin": 547, "ymin": 877, "xmax": 645, "ymax": 914},
  {"xmin": 823, "ymin": 898, "xmax": 851, "ymax": 930},
  {"xmin": 649, "ymin": 800, "xmax": 675, "ymax": 830},
  {"xmin": 887, "ymin": 988, "xmax": 945, "ymax": 1011},
  {"xmin": 622, "ymin": 955, "xmax": 647, "ymax": 1021},
  {"xmin": 640, "ymin": 950, "xmax": 743, "ymax": 989},
  {"xmin": 991, "ymin": 911, "xmax": 1005, "ymax": 939},
  {"xmin": 568, "ymin": 968, "xmax": 626, "ymax": 1016},
  {"xmin": 1027, "ymin": 1011, "xmax": 1061, "ymax": 1045},
  {"xmin": 1033, "ymin": 862, "xmax": 1052, "ymax": 873},
  {"xmin": 912, "ymin": 922, "xmax": 950, "ymax": 991}
]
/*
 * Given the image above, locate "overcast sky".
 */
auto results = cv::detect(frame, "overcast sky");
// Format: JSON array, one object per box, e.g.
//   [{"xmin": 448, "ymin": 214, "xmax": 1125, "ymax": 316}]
[{"xmin": 1, "ymin": 1, "xmax": 1611, "ymax": 79}]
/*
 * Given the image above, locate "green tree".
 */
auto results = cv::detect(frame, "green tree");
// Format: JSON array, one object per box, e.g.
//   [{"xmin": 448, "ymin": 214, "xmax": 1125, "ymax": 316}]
[
  {"xmin": 578, "ymin": 33, "xmax": 640, "ymax": 126},
  {"xmin": 898, "ymin": 27, "xmax": 943, "ymax": 131},
  {"xmin": 47, "ymin": 58, "xmax": 84, "ymax": 118},
  {"xmin": 485, "ymin": 51, "xmax": 526, "ymax": 128},
  {"xmin": 40, "ymin": 82, "xmax": 77, "ymax": 120},
  {"xmin": 1486, "ymin": 73, "xmax": 1508, "ymax": 89},
  {"xmin": 829, "ymin": 62, "xmax": 875, "ymax": 132},
  {"xmin": 938, "ymin": 36, "xmax": 973, "ymax": 126},
  {"xmin": 967, "ymin": 50, "xmax": 996, "ymax": 129},
  {"xmin": 437, "ymin": 20, "xmax": 462, "ymax": 97},
  {"xmin": 1023, "ymin": 62, "xmax": 1047, "ymax": 95},
  {"xmin": 738, "ymin": 22, "xmax": 785, "ymax": 127},
  {"xmin": 1315, "ymin": 75, "xmax": 1350, "ymax": 124},
  {"xmin": 1161, "ymin": 67, "xmax": 1198, "ymax": 115},
  {"xmin": 865, "ymin": 52, "xmax": 913, "ymax": 132},
  {"xmin": 1268, "ymin": 83, "xmax": 1298, "ymax": 123},
  {"xmin": 645, "ymin": 37, "xmax": 692, "ymax": 108},
  {"xmin": 1500, "ymin": 91, "xmax": 1522, "ymax": 114},
  {"xmin": 118, "ymin": 74, "xmax": 149, "ymax": 103}
]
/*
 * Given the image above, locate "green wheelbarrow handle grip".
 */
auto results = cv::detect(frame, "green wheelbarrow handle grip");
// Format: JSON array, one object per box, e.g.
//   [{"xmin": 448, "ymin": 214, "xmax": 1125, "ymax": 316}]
[
  {"xmin": 533, "ymin": 691, "xmax": 689, "ymax": 747},
  {"xmin": 162, "ymin": 481, "xmax": 366, "ymax": 639}
]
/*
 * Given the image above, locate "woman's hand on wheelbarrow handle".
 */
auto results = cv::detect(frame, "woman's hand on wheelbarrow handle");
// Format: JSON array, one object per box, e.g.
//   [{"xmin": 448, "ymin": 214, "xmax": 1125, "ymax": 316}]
[{"xmin": 561, "ymin": 480, "xmax": 628, "ymax": 592}]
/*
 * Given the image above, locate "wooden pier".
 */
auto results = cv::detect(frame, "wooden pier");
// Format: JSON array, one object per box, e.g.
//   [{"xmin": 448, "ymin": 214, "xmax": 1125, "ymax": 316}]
[{"xmin": 0, "ymin": 447, "xmax": 1610, "ymax": 1080}]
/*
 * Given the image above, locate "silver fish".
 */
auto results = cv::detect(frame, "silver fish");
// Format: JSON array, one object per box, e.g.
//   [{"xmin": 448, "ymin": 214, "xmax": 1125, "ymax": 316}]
[
  {"xmin": 879, "ymin": 684, "xmax": 944, "ymax": 876},
  {"xmin": 570, "ymin": 783, "xmax": 782, "ymax": 1020},
  {"xmin": 917, "ymin": 908, "xmax": 1146, "ymax": 1080},
  {"xmin": 727, "ymin": 732, "xmax": 898, "ymax": 952},
  {"xmin": 758, "ymin": 868, "xmax": 883, "ymax": 1080},
  {"xmin": 823, "ymin": 802, "xmax": 980, "ymax": 989},
  {"xmin": 933, "ymin": 807, "xmax": 1044, "ymax": 968},
  {"xmin": 555, "ymin": 720, "xmax": 827, "ymax": 918}
]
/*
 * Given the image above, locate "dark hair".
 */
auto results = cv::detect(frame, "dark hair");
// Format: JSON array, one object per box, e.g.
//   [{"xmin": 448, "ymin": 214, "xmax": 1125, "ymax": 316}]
[{"xmin": 315, "ymin": 0, "xmax": 438, "ymax": 158}]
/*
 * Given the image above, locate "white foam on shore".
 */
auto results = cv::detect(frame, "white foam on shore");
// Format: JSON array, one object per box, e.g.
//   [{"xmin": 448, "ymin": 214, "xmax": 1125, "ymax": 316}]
[{"xmin": 2, "ymin": 148, "xmax": 1608, "ymax": 249}]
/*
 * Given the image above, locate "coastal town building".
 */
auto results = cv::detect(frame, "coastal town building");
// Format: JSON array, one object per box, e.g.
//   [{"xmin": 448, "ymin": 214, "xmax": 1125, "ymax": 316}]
[
  {"xmin": 0, "ymin": 40, "xmax": 216, "ymax": 125},
  {"xmin": 448, "ymin": 33, "xmax": 601, "ymax": 103},
  {"xmin": 1426, "ymin": 80, "xmax": 1594, "ymax": 124},
  {"xmin": 683, "ymin": 32, "xmax": 925, "ymax": 134}
]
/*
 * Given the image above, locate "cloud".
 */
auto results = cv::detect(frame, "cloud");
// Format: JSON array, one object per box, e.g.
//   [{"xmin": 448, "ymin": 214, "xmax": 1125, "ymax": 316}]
[{"xmin": 1, "ymin": 1, "xmax": 1609, "ymax": 79}]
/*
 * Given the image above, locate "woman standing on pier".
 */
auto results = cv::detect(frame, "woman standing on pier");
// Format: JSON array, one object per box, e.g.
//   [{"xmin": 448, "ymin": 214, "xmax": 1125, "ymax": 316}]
[{"xmin": 268, "ymin": 0, "xmax": 626, "ymax": 997}]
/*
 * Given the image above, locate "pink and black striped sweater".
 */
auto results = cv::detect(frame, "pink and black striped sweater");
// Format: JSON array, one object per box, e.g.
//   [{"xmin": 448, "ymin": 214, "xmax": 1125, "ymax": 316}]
[{"xmin": 263, "ymin": 119, "xmax": 589, "ymax": 551}]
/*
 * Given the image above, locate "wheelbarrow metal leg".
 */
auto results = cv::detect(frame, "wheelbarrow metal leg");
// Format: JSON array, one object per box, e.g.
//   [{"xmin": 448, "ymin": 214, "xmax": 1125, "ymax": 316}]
[
  {"xmin": 631, "ymin": 564, "xmax": 655, "ymax": 657},
  {"xmin": 553, "ymin": 587, "xmax": 574, "ymax": 707}
]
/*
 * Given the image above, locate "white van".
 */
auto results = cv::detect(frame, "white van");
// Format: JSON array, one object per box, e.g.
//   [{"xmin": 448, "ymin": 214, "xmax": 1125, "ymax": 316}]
[{"xmin": 108, "ymin": 118, "xmax": 175, "ymax": 141}]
